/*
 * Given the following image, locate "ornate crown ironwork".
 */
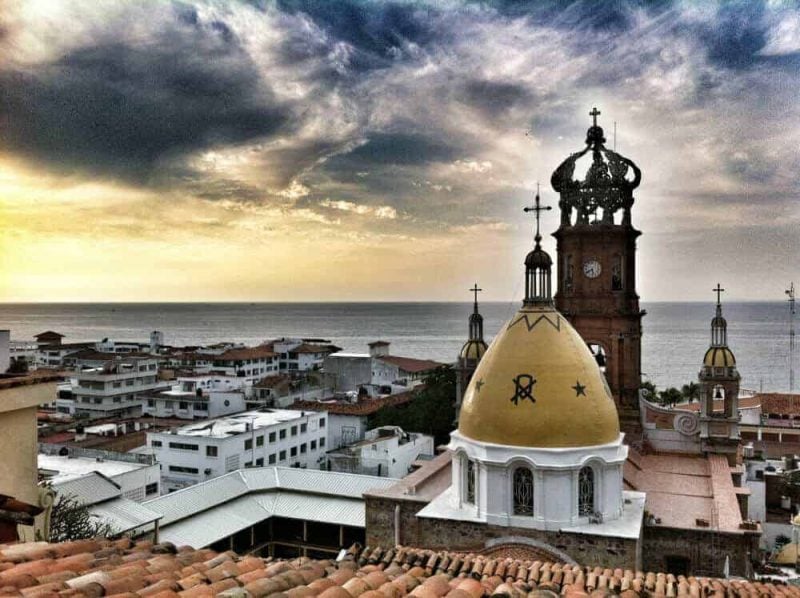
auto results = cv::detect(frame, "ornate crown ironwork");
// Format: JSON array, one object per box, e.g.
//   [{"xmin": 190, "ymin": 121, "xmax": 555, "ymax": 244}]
[{"xmin": 550, "ymin": 108, "xmax": 641, "ymax": 226}]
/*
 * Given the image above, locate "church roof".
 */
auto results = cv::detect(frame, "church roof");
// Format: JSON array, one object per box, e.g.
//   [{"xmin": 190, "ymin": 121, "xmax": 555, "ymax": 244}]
[
  {"xmin": 0, "ymin": 538, "xmax": 795, "ymax": 597},
  {"xmin": 703, "ymin": 346, "xmax": 737, "ymax": 368},
  {"xmin": 459, "ymin": 339, "xmax": 487, "ymax": 361},
  {"xmin": 458, "ymin": 303, "xmax": 619, "ymax": 448}
]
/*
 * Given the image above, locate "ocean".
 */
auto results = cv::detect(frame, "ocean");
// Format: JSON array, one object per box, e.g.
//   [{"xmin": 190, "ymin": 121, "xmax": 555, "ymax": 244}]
[{"xmin": 0, "ymin": 302, "xmax": 793, "ymax": 393}]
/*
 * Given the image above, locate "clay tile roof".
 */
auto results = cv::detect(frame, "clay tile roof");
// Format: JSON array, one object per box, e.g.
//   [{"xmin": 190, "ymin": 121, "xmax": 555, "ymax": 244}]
[
  {"xmin": 214, "ymin": 346, "xmax": 277, "ymax": 361},
  {"xmin": 0, "ymin": 539, "xmax": 792, "ymax": 597},
  {"xmin": 293, "ymin": 388, "xmax": 420, "ymax": 416},
  {"xmin": 756, "ymin": 393, "xmax": 800, "ymax": 416},
  {"xmin": 0, "ymin": 371, "xmax": 64, "ymax": 391},
  {"xmin": 376, "ymin": 356, "xmax": 446, "ymax": 373}
]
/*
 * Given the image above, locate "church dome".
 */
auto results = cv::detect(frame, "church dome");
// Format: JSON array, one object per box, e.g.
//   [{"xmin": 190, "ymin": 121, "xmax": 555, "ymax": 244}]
[
  {"xmin": 525, "ymin": 246, "xmax": 552, "ymax": 269},
  {"xmin": 703, "ymin": 346, "xmax": 736, "ymax": 368},
  {"xmin": 460, "ymin": 339, "xmax": 487, "ymax": 361},
  {"xmin": 458, "ymin": 303, "xmax": 620, "ymax": 448}
]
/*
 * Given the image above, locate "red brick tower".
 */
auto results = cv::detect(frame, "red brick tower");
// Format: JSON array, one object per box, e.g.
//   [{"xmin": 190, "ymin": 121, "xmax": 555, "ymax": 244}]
[{"xmin": 550, "ymin": 108, "xmax": 645, "ymax": 434}]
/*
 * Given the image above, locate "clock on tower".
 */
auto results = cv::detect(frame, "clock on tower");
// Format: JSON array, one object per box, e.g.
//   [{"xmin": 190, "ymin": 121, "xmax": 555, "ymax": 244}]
[{"xmin": 550, "ymin": 107, "xmax": 645, "ymax": 434}]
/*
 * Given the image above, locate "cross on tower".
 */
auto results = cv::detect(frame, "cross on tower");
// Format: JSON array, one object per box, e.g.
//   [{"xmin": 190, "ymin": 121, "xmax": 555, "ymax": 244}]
[
  {"xmin": 713, "ymin": 283, "xmax": 725, "ymax": 305},
  {"xmin": 523, "ymin": 184, "xmax": 552, "ymax": 244},
  {"xmin": 469, "ymin": 283, "xmax": 482, "ymax": 307},
  {"xmin": 590, "ymin": 107, "xmax": 601, "ymax": 127}
]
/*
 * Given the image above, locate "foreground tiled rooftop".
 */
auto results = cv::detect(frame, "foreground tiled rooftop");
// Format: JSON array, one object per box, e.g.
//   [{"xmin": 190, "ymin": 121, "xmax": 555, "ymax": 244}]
[{"xmin": 0, "ymin": 539, "xmax": 796, "ymax": 597}]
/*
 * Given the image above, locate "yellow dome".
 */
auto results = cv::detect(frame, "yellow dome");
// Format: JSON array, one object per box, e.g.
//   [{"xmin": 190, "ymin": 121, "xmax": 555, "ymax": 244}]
[
  {"xmin": 703, "ymin": 347, "xmax": 736, "ymax": 368},
  {"xmin": 458, "ymin": 303, "xmax": 620, "ymax": 448},
  {"xmin": 460, "ymin": 339, "xmax": 488, "ymax": 361}
]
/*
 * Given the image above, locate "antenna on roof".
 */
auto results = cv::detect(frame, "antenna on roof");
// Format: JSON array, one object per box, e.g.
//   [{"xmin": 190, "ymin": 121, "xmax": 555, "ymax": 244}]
[
  {"xmin": 788, "ymin": 283, "xmax": 796, "ymax": 392},
  {"xmin": 613, "ymin": 121, "xmax": 617, "ymax": 151}
]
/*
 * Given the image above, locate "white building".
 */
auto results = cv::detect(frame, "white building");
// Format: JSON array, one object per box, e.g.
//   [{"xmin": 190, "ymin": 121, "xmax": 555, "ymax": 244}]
[
  {"xmin": 38, "ymin": 445, "xmax": 161, "ymax": 502},
  {"xmin": 328, "ymin": 426, "xmax": 434, "ymax": 478},
  {"xmin": 273, "ymin": 338, "xmax": 339, "ymax": 372},
  {"xmin": 324, "ymin": 343, "xmax": 443, "ymax": 393},
  {"xmin": 143, "ymin": 375, "xmax": 248, "ymax": 420},
  {"xmin": 167, "ymin": 345, "xmax": 279, "ymax": 382},
  {"xmin": 56, "ymin": 353, "xmax": 169, "ymax": 419},
  {"xmin": 147, "ymin": 408, "xmax": 329, "ymax": 492}
]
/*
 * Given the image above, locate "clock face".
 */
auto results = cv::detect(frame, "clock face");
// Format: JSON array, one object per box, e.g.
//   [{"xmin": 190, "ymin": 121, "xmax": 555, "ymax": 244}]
[{"xmin": 583, "ymin": 259, "xmax": 602, "ymax": 279}]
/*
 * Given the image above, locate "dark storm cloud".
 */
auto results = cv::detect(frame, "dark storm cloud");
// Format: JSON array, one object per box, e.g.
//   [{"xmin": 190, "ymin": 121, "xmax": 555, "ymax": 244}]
[
  {"xmin": 0, "ymin": 6, "xmax": 289, "ymax": 182},
  {"xmin": 275, "ymin": 0, "xmax": 441, "ymax": 69}
]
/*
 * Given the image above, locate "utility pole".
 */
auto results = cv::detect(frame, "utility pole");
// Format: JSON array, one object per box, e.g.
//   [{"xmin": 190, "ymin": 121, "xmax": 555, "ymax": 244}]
[{"xmin": 788, "ymin": 283, "xmax": 796, "ymax": 392}]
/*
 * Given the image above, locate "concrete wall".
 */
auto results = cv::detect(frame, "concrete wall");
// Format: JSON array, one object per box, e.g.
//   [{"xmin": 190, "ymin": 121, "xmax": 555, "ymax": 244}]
[
  {"xmin": 324, "ymin": 356, "xmax": 371, "ymax": 392},
  {"xmin": 365, "ymin": 496, "xmax": 639, "ymax": 571},
  {"xmin": 329, "ymin": 413, "xmax": 368, "ymax": 449}
]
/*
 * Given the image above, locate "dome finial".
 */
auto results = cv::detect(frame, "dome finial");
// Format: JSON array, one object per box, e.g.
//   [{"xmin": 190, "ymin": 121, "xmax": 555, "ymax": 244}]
[
  {"xmin": 710, "ymin": 283, "xmax": 728, "ymax": 347},
  {"xmin": 469, "ymin": 282, "xmax": 482, "ymax": 315},
  {"xmin": 523, "ymin": 183, "xmax": 551, "ymax": 248},
  {"xmin": 590, "ymin": 106, "xmax": 601, "ymax": 127},
  {"xmin": 523, "ymin": 188, "xmax": 554, "ymax": 306}
]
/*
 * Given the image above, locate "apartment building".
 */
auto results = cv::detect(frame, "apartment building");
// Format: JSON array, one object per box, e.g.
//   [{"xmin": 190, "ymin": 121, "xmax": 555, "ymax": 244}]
[
  {"xmin": 147, "ymin": 408, "xmax": 328, "ymax": 492},
  {"xmin": 56, "ymin": 353, "xmax": 170, "ymax": 419},
  {"xmin": 142, "ymin": 375, "xmax": 247, "ymax": 420},
  {"xmin": 273, "ymin": 338, "xmax": 339, "ymax": 372}
]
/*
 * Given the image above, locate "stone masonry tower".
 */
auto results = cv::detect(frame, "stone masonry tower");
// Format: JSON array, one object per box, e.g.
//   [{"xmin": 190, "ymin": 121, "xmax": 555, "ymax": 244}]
[{"xmin": 550, "ymin": 108, "xmax": 644, "ymax": 433}]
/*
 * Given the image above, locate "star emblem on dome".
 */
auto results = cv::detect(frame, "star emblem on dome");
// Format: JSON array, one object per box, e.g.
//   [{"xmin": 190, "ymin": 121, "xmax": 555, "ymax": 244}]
[{"xmin": 572, "ymin": 380, "xmax": 586, "ymax": 397}]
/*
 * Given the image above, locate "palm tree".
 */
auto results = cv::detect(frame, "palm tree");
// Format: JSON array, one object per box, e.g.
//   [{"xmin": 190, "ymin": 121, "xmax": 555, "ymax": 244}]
[{"xmin": 681, "ymin": 382, "xmax": 701, "ymax": 403}]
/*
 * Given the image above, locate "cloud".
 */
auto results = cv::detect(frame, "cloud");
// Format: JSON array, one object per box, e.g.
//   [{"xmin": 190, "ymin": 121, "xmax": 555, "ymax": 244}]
[
  {"xmin": 2, "ymin": 1, "xmax": 800, "ymax": 300},
  {"xmin": 319, "ymin": 198, "xmax": 398, "ymax": 219}
]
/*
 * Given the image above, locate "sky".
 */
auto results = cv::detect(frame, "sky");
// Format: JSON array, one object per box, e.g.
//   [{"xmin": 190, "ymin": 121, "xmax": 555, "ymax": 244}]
[{"xmin": 0, "ymin": 0, "xmax": 798, "ymax": 302}]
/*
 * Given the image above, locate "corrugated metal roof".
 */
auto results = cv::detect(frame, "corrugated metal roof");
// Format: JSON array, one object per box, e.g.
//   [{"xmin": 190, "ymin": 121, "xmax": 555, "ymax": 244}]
[
  {"xmin": 145, "ymin": 467, "xmax": 396, "ymax": 527},
  {"xmin": 89, "ymin": 498, "xmax": 161, "ymax": 534},
  {"xmin": 265, "ymin": 493, "xmax": 366, "ymax": 527},
  {"xmin": 242, "ymin": 467, "xmax": 397, "ymax": 498},
  {"xmin": 156, "ymin": 495, "xmax": 267, "ymax": 548},
  {"xmin": 144, "ymin": 471, "xmax": 250, "ymax": 526},
  {"xmin": 54, "ymin": 472, "xmax": 120, "ymax": 505},
  {"xmin": 158, "ymin": 491, "xmax": 366, "ymax": 548}
]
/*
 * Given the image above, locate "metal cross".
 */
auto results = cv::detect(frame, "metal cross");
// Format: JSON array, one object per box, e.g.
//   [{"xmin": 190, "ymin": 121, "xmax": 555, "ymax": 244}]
[
  {"xmin": 523, "ymin": 184, "xmax": 552, "ymax": 243},
  {"xmin": 590, "ymin": 107, "xmax": 601, "ymax": 127},
  {"xmin": 713, "ymin": 283, "xmax": 725, "ymax": 305},
  {"xmin": 469, "ymin": 283, "xmax": 482, "ymax": 306}
]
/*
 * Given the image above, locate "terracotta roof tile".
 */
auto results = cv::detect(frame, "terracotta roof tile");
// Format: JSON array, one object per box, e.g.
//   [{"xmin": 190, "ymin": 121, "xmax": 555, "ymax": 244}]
[
  {"xmin": 293, "ymin": 388, "xmax": 420, "ymax": 416},
  {"xmin": 0, "ymin": 539, "xmax": 793, "ymax": 597}
]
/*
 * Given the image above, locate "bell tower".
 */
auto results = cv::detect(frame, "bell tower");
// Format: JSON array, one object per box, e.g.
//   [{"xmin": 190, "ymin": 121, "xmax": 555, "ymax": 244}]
[
  {"xmin": 455, "ymin": 283, "xmax": 488, "ymax": 422},
  {"xmin": 698, "ymin": 284, "xmax": 740, "ymax": 465},
  {"xmin": 550, "ymin": 108, "xmax": 644, "ymax": 433}
]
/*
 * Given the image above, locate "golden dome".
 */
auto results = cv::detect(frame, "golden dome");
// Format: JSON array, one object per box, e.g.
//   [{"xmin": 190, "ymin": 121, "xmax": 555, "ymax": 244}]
[
  {"xmin": 703, "ymin": 346, "xmax": 736, "ymax": 368},
  {"xmin": 460, "ymin": 339, "xmax": 488, "ymax": 361},
  {"xmin": 458, "ymin": 303, "xmax": 620, "ymax": 448}
]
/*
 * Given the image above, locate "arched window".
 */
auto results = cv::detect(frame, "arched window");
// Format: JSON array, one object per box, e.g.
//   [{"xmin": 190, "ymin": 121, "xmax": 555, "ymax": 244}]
[
  {"xmin": 512, "ymin": 467, "xmax": 534, "ymax": 516},
  {"xmin": 578, "ymin": 466, "xmax": 595, "ymax": 516},
  {"xmin": 465, "ymin": 459, "xmax": 476, "ymax": 504}
]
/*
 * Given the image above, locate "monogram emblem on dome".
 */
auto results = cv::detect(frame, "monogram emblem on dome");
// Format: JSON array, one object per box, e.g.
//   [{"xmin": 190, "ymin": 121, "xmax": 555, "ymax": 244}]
[{"xmin": 510, "ymin": 374, "xmax": 537, "ymax": 406}]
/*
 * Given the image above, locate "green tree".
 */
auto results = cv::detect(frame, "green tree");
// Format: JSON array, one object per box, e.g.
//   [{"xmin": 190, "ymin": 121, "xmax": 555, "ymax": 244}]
[
  {"xmin": 49, "ymin": 492, "xmax": 116, "ymax": 543},
  {"xmin": 368, "ymin": 366, "xmax": 456, "ymax": 445},
  {"xmin": 681, "ymin": 382, "xmax": 701, "ymax": 402},
  {"xmin": 5, "ymin": 358, "xmax": 29, "ymax": 374},
  {"xmin": 658, "ymin": 387, "xmax": 682, "ymax": 407},
  {"xmin": 640, "ymin": 380, "xmax": 657, "ymax": 401}
]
